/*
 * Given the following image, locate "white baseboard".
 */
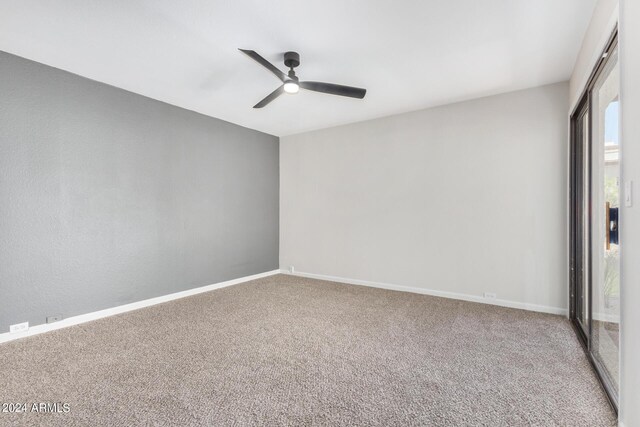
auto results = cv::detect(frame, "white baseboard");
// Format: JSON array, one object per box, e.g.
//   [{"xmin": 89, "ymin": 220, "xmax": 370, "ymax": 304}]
[
  {"xmin": 0, "ymin": 269, "xmax": 280, "ymax": 344},
  {"xmin": 1, "ymin": 268, "xmax": 568, "ymax": 345},
  {"xmin": 282, "ymin": 270, "xmax": 568, "ymax": 316}
]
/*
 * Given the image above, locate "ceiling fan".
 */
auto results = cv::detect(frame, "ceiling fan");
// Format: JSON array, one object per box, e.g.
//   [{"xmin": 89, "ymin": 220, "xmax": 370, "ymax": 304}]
[{"xmin": 239, "ymin": 49, "xmax": 367, "ymax": 108}]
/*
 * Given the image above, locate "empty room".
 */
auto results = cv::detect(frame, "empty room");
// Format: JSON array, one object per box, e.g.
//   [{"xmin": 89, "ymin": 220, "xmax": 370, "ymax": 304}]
[{"xmin": 1, "ymin": 1, "xmax": 639, "ymax": 426}]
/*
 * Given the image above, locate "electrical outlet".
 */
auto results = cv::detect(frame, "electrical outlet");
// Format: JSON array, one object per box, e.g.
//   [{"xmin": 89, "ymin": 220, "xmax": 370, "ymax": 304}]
[
  {"xmin": 46, "ymin": 315, "xmax": 63, "ymax": 324},
  {"xmin": 483, "ymin": 292, "xmax": 497, "ymax": 300},
  {"xmin": 9, "ymin": 322, "xmax": 29, "ymax": 333},
  {"xmin": 289, "ymin": 265, "xmax": 295, "ymax": 273}
]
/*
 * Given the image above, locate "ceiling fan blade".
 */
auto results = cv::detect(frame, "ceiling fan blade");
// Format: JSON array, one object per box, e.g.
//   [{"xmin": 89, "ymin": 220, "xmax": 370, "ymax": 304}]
[
  {"xmin": 239, "ymin": 49, "xmax": 287, "ymax": 82},
  {"xmin": 299, "ymin": 81, "xmax": 366, "ymax": 99},
  {"xmin": 254, "ymin": 85, "xmax": 284, "ymax": 108}
]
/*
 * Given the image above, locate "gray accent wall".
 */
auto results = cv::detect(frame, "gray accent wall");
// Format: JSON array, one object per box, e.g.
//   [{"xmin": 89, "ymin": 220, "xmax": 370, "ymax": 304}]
[{"xmin": 0, "ymin": 51, "xmax": 279, "ymax": 332}]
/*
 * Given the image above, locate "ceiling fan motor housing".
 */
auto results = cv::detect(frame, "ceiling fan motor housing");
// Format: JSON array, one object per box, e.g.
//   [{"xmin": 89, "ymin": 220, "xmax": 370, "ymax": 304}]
[{"xmin": 284, "ymin": 51, "xmax": 300, "ymax": 69}]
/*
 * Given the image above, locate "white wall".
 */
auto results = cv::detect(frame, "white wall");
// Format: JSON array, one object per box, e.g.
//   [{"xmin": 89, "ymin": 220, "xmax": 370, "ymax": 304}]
[
  {"xmin": 619, "ymin": 0, "xmax": 639, "ymax": 425},
  {"xmin": 281, "ymin": 82, "xmax": 569, "ymax": 313},
  {"xmin": 569, "ymin": 0, "xmax": 618, "ymax": 110}
]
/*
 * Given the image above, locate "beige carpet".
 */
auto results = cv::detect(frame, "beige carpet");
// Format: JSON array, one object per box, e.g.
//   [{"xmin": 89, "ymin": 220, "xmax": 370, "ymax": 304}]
[{"xmin": 0, "ymin": 274, "xmax": 615, "ymax": 426}]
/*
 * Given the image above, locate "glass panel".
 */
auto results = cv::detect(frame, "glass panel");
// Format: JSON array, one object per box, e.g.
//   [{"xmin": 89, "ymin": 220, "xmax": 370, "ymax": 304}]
[{"xmin": 591, "ymin": 44, "xmax": 620, "ymax": 392}]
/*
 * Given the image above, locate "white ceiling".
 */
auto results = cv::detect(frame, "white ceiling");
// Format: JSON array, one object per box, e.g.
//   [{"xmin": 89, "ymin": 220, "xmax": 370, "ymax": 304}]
[{"xmin": 0, "ymin": 0, "xmax": 596, "ymax": 136}]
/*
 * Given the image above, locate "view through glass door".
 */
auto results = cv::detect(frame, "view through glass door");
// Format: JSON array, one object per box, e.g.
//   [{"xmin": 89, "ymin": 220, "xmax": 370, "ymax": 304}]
[
  {"xmin": 590, "ymin": 42, "xmax": 619, "ymax": 395},
  {"xmin": 570, "ymin": 32, "xmax": 619, "ymax": 410}
]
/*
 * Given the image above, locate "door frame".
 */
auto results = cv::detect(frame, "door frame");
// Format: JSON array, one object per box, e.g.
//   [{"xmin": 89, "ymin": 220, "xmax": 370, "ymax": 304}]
[
  {"xmin": 569, "ymin": 27, "xmax": 619, "ymax": 413},
  {"xmin": 569, "ymin": 97, "xmax": 590, "ymax": 343}
]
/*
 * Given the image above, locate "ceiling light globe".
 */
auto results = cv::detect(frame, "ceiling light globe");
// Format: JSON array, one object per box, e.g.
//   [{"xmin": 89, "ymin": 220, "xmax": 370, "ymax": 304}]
[{"xmin": 284, "ymin": 81, "xmax": 299, "ymax": 94}]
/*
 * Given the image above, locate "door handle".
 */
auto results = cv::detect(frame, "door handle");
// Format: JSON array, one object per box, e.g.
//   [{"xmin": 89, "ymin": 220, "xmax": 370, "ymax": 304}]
[{"xmin": 606, "ymin": 202, "xmax": 619, "ymax": 250}]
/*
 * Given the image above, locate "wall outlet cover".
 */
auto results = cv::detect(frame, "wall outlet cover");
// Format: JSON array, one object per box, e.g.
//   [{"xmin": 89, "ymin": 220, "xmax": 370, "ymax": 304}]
[
  {"xmin": 483, "ymin": 292, "xmax": 497, "ymax": 299},
  {"xmin": 290, "ymin": 266, "xmax": 295, "ymax": 273},
  {"xmin": 9, "ymin": 322, "xmax": 29, "ymax": 333},
  {"xmin": 46, "ymin": 315, "xmax": 63, "ymax": 324}
]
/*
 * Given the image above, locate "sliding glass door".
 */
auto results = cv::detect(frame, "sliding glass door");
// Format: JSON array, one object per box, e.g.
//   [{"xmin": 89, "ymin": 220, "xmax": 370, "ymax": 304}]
[
  {"xmin": 590, "ymin": 41, "xmax": 620, "ymax": 395},
  {"xmin": 570, "ymin": 32, "xmax": 619, "ymax": 410},
  {"xmin": 571, "ymin": 103, "xmax": 590, "ymax": 340}
]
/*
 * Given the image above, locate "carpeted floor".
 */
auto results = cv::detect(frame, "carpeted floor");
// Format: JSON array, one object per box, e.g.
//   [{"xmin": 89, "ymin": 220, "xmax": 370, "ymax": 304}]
[{"xmin": 0, "ymin": 274, "xmax": 616, "ymax": 426}]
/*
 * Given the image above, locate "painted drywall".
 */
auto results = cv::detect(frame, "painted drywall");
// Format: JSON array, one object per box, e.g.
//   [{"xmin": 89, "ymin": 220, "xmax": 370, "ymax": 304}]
[
  {"xmin": 0, "ymin": 1, "xmax": 596, "ymax": 137},
  {"xmin": 619, "ymin": 1, "xmax": 639, "ymax": 425},
  {"xmin": 280, "ymin": 82, "xmax": 569, "ymax": 312},
  {"xmin": 0, "ymin": 51, "xmax": 279, "ymax": 333},
  {"xmin": 569, "ymin": 0, "xmax": 618, "ymax": 110}
]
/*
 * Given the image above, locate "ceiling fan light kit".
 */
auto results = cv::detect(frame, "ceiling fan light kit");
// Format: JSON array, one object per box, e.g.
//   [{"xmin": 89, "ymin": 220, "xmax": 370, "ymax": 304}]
[
  {"xmin": 239, "ymin": 49, "xmax": 366, "ymax": 108},
  {"xmin": 283, "ymin": 81, "xmax": 299, "ymax": 94}
]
